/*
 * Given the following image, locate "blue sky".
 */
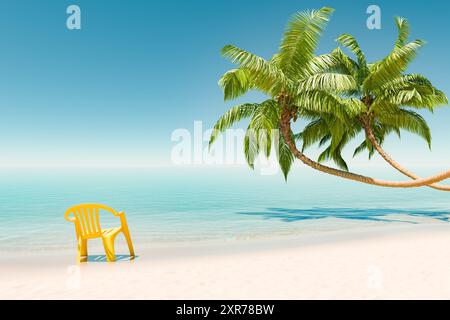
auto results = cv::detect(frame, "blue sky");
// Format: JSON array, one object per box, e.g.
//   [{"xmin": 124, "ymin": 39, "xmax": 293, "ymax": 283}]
[{"xmin": 0, "ymin": 0, "xmax": 448, "ymax": 169}]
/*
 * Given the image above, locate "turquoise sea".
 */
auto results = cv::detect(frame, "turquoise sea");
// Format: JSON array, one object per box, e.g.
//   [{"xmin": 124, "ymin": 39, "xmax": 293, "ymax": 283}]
[{"xmin": 0, "ymin": 167, "xmax": 449, "ymax": 253}]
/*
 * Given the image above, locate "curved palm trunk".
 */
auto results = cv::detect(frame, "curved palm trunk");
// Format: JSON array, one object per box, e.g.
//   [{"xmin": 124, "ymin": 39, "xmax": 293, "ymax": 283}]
[
  {"xmin": 280, "ymin": 108, "xmax": 450, "ymax": 188},
  {"xmin": 363, "ymin": 125, "xmax": 450, "ymax": 191}
]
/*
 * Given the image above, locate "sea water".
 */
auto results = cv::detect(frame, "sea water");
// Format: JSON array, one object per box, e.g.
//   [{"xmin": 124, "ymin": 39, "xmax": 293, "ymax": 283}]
[{"xmin": 0, "ymin": 166, "xmax": 448, "ymax": 253}]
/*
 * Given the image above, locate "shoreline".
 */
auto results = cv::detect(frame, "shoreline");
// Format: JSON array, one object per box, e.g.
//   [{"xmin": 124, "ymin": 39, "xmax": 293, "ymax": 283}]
[
  {"xmin": 2, "ymin": 222, "xmax": 450, "ymax": 299},
  {"xmin": 2, "ymin": 221, "xmax": 448, "ymax": 260}
]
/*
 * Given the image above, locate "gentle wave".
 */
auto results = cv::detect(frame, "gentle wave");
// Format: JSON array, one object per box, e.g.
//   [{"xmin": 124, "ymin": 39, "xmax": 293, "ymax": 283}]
[{"xmin": 0, "ymin": 168, "xmax": 449, "ymax": 252}]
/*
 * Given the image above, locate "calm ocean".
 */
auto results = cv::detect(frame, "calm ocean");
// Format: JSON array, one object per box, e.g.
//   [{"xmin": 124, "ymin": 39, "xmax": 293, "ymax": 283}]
[{"xmin": 0, "ymin": 166, "xmax": 448, "ymax": 253}]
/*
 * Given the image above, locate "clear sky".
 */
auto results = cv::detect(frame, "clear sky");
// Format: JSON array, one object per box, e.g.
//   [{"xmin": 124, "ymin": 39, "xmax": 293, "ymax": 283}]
[{"xmin": 0, "ymin": 0, "xmax": 448, "ymax": 169}]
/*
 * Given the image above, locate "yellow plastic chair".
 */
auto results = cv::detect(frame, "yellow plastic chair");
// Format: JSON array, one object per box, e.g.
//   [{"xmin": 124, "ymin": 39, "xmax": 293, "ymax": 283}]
[{"xmin": 65, "ymin": 204, "xmax": 135, "ymax": 263}]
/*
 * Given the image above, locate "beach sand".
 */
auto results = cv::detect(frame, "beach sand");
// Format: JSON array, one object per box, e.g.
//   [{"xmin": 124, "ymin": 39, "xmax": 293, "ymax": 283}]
[{"xmin": 1, "ymin": 223, "xmax": 450, "ymax": 300}]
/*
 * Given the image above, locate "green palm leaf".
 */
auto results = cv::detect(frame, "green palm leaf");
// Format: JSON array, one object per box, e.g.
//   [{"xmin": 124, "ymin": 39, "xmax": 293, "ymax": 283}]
[
  {"xmin": 364, "ymin": 40, "xmax": 425, "ymax": 91},
  {"xmin": 218, "ymin": 69, "xmax": 254, "ymax": 101},
  {"xmin": 278, "ymin": 7, "xmax": 334, "ymax": 79},
  {"xmin": 221, "ymin": 45, "xmax": 289, "ymax": 96},
  {"xmin": 244, "ymin": 125, "xmax": 259, "ymax": 169},
  {"xmin": 299, "ymin": 53, "xmax": 344, "ymax": 78},
  {"xmin": 331, "ymin": 47, "xmax": 358, "ymax": 76},
  {"xmin": 337, "ymin": 34, "xmax": 366, "ymax": 66},
  {"xmin": 395, "ymin": 17, "xmax": 410, "ymax": 49},
  {"xmin": 294, "ymin": 91, "xmax": 365, "ymax": 120},
  {"xmin": 297, "ymin": 72, "xmax": 357, "ymax": 93},
  {"xmin": 247, "ymin": 100, "xmax": 280, "ymax": 157},
  {"xmin": 299, "ymin": 118, "xmax": 328, "ymax": 151},
  {"xmin": 276, "ymin": 132, "xmax": 295, "ymax": 181},
  {"xmin": 376, "ymin": 109, "xmax": 431, "ymax": 147},
  {"xmin": 209, "ymin": 103, "xmax": 260, "ymax": 147},
  {"xmin": 317, "ymin": 141, "xmax": 349, "ymax": 171}
]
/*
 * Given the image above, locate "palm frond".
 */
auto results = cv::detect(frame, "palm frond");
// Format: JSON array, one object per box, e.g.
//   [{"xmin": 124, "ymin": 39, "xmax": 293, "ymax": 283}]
[
  {"xmin": 218, "ymin": 69, "xmax": 254, "ymax": 101},
  {"xmin": 278, "ymin": 7, "xmax": 334, "ymax": 79},
  {"xmin": 247, "ymin": 100, "xmax": 280, "ymax": 158},
  {"xmin": 364, "ymin": 40, "xmax": 425, "ymax": 91},
  {"xmin": 276, "ymin": 131, "xmax": 295, "ymax": 180},
  {"xmin": 395, "ymin": 17, "xmax": 410, "ymax": 48},
  {"xmin": 376, "ymin": 109, "xmax": 432, "ymax": 147},
  {"xmin": 353, "ymin": 140, "xmax": 369, "ymax": 157},
  {"xmin": 331, "ymin": 47, "xmax": 359, "ymax": 77},
  {"xmin": 221, "ymin": 45, "xmax": 289, "ymax": 96},
  {"xmin": 244, "ymin": 126, "xmax": 259, "ymax": 169},
  {"xmin": 376, "ymin": 74, "xmax": 433, "ymax": 93},
  {"xmin": 294, "ymin": 91, "xmax": 365, "ymax": 120},
  {"xmin": 209, "ymin": 103, "xmax": 260, "ymax": 147},
  {"xmin": 318, "ymin": 145, "xmax": 349, "ymax": 171},
  {"xmin": 297, "ymin": 72, "xmax": 357, "ymax": 93},
  {"xmin": 337, "ymin": 34, "xmax": 366, "ymax": 66},
  {"xmin": 374, "ymin": 74, "xmax": 448, "ymax": 110},
  {"xmin": 300, "ymin": 118, "xmax": 329, "ymax": 150}
]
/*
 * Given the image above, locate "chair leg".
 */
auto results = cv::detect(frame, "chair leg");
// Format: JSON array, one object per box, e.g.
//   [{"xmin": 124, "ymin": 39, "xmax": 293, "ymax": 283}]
[
  {"xmin": 123, "ymin": 230, "xmax": 135, "ymax": 258},
  {"xmin": 102, "ymin": 237, "xmax": 116, "ymax": 262},
  {"xmin": 77, "ymin": 238, "xmax": 88, "ymax": 263},
  {"xmin": 81, "ymin": 239, "xmax": 88, "ymax": 257}
]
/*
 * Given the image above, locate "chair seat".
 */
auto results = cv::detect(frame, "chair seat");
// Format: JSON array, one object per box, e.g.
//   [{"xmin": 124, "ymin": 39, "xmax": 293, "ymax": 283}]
[{"xmin": 102, "ymin": 227, "xmax": 122, "ymax": 238}]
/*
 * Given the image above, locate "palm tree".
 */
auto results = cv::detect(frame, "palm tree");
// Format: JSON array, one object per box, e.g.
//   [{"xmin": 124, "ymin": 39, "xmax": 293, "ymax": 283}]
[
  {"xmin": 210, "ymin": 7, "xmax": 450, "ymax": 188},
  {"xmin": 298, "ymin": 17, "xmax": 450, "ymax": 191}
]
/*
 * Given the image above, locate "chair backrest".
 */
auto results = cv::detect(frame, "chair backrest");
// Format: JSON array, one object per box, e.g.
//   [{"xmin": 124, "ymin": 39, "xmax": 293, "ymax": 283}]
[{"xmin": 65, "ymin": 204, "xmax": 119, "ymax": 238}]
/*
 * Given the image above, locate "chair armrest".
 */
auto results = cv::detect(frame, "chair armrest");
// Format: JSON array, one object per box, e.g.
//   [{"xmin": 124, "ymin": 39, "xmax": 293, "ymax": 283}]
[
  {"xmin": 114, "ymin": 211, "xmax": 126, "ymax": 217},
  {"xmin": 64, "ymin": 212, "xmax": 76, "ymax": 222},
  {"xmin": 116, "ymin": 211, "xmax": 131, "ymax": 231}
]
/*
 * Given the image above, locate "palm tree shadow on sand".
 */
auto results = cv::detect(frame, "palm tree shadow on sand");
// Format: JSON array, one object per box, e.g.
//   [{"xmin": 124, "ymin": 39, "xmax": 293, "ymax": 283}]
[{"xmin": 237, "ymin": 208, "xmax": 450, "ymax": 224}]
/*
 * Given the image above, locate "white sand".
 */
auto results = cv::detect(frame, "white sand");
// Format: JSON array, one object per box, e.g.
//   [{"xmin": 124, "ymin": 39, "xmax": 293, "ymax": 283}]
[{"xmin": 2, "ymin": 223, "xmax": 450, "ymax": 300}]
